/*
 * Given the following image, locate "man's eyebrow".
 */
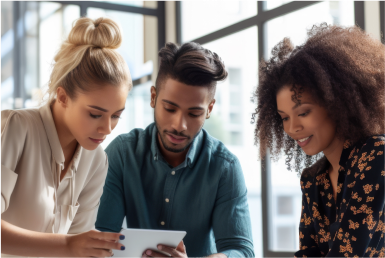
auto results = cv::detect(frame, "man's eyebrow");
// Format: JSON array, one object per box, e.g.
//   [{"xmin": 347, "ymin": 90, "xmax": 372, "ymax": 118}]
[
  {"xmin": 162, "ymin": 100, "xmax": 204, "ymax": 110},
  {"xmin": 162, "ymin": 100, "xmax": 179, "ymax": 107},
  {"xmin": 88, "ymin": 105, "xmax": 125, "ymax": 113},
  {"xmin": 188, "ymin": 107, "xmax": 204, "ymax": 111}
]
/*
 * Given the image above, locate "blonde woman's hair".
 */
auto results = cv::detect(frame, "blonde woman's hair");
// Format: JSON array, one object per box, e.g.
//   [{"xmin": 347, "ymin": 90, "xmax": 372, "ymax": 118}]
[{"xmin": 47, "ymin": 17, "xmax": 132, "ymax": 102}]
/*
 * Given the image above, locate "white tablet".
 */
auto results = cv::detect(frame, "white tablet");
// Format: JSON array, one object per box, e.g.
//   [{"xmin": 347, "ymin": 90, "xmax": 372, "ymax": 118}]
[{"xmin": 113, "ymin": 228, "xmax": 187, "ymax": 258}]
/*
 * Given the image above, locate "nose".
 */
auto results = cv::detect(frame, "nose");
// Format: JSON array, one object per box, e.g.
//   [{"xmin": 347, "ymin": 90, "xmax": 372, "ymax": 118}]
[
  {"xmin": 288, "ymin": 116, "xmax": 303, "ymax": 134},
  {"xmin": 98, "ymin": 117, "xmax": 112, "ymax": 135},
  {"xmin": 171, "ymin": 111, "xmax": 187, "ymax": 133}
]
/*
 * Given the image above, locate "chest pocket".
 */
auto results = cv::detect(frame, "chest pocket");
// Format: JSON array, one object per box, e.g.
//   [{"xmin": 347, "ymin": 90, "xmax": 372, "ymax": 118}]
[{"xmin": 52, "ymin": 202, "xmax": 80, "ymax": 234}]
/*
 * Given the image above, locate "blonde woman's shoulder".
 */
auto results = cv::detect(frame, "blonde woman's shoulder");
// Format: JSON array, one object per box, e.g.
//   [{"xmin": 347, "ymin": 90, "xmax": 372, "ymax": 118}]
[{"xmin": 1, "ymin": 108, "xmax": 41, "ymax": 133}]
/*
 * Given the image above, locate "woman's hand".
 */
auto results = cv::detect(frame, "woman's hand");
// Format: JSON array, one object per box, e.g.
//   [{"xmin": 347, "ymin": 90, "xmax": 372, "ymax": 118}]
[
  {"xmin": 143, "ymin": 240, "xmax": 187, "ymax": 258},
  {"xmin": 66, "ymin": 230, "xmax": 125, "ymax": 257}
]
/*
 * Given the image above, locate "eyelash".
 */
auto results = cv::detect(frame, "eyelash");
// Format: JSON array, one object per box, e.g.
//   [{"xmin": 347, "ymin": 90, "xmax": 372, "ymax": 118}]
[
  {"xmin": 281, "ymin": 110, "xmax": 310, "ymax": 121},
  {"xmin": 89, "ymin": 113, "xmax": 121, "ymax": 119},
  {"xmin": 164, "ymin": 108, "xmax": 201, "ymax": 118}
]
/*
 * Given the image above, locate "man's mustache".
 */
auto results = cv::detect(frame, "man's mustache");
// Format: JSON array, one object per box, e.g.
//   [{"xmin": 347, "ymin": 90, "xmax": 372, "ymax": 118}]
[{"xmin": 163, "ymin": 129, "xmax": 190, "ymax": 139}]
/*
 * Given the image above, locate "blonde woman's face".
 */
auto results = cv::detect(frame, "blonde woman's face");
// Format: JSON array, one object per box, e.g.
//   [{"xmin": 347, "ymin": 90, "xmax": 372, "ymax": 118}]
[{"xmin": 64, "ymin": 84, "xmax": 128, "ymax": 150}]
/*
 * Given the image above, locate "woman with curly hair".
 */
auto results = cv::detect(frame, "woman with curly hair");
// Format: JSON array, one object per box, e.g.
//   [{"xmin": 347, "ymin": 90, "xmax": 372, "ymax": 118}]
[{"xmin": 253, "ymin": 23, "xmax": 385, "ymax": 257}]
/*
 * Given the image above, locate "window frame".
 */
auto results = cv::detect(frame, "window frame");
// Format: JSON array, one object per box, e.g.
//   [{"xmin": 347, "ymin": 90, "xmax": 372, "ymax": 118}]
[
  {"xmin": 9, "ymin": 1, "xmax": 166, "ymax": 109},
  {"xmin": 176, "ymin": 1, "xmax": 369, "ymax": 257}
]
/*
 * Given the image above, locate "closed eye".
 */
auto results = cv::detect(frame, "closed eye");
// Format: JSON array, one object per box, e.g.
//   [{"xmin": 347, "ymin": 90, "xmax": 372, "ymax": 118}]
[
  {"xmin": 298, "ymin": 110, "xmax": 310, "ymax": 117},
  {"xmin": 189, "ymin": 113, "xmax": 203, "ymax": 118},
  {"xmin": 90, "ymin": 113, "xmax": 102, "ymax": 119},
  {"xmin": 165, "ymin": 108, "xmax": 175, "ymax": 113}
]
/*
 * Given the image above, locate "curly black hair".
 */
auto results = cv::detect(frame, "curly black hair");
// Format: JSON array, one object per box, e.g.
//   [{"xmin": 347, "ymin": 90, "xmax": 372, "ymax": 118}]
[{"xmin": 252, "ymin": 23, "xmax": 385, "ymax": 174}]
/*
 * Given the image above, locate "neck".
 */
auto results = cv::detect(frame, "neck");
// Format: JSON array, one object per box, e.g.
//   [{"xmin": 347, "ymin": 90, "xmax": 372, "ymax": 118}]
[
  {"xmin": 157, "ymin": 133, "xmax": 190, "ymax": 168},
  {"xmin": 323, "ymin": 136, "xmax": 345, "ymax": 172},
  {"xmin": 51, "ymin": 101, "xmax": 78, "ymax": 161}
]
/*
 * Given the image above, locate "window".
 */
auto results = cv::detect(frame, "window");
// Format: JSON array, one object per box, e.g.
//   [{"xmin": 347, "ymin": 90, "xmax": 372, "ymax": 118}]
[
  {"xmin": 97, "ymin": 1, "xmax": 157, "ymax": 8},
  {"xmin": 277, "ymin": 196, "xmax": 293, "ymax": 215},
  {"xmin": 1, "ymin": 1, "xmax": 14, "ymax": 110},
  {"xmin": 180, "ymin": 1, "xmax": 257, "ymax": 42},
  {"xmin": 1, "ymin": 1, "xmax": 163, "ymax": 113},
  {"xmin": 179, "ymin": 1, "xmax": 368, "ymax": 257},
  {"xmin": 267, "ymin": 1, "xmax": 355, "ymax": 252},
  {"xmin": 276, "ymin": 226, "xmax": 295, "ymax": 251},
  {"xmin": 199, "ymin": 26, "xmax": 262, "ymax": 257},
  {"xmin": 39, "ymin": 3, "xmax": 81, "ymax": 106}
]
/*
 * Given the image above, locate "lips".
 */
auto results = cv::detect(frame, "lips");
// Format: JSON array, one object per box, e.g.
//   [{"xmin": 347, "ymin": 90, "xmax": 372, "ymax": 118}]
[
  {"xmin": 166, "ymin": 133, "xmax": 187, "ymax": 144},
  {"xmin": 89, "ymin": 137, "xmax": 104, "ymax": 144},
  {"xmin": 296, "ymin": 135, "xmax": 313, "ymax": 147}
]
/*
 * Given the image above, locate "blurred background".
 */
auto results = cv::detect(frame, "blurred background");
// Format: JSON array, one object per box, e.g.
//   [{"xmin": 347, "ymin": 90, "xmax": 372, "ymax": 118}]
[{"xmin": 1, "ymin": 1, "xmax": 383, "ymax": 257}]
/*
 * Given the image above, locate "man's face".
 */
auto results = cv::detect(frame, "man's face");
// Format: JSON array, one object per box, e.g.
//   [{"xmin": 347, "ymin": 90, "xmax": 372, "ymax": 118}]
[{"xmin": 151, "ymin": 78, "xmax": 215, "ymax": 153}]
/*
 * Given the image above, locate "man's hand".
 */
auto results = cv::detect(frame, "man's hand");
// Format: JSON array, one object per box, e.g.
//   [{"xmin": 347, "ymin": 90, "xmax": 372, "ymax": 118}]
[{"xmin": 143, "ymin": 241, "xmax": 187, "ymax": 258}]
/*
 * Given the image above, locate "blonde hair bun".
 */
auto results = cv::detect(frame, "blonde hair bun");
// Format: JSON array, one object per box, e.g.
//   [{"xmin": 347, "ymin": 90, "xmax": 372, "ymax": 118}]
[
  {"xmin": 68, "ymin": 17, "xmax": 122, "ymax": 49},
  {"xmin": 47, "ymin": 17, "xmax": 132, "ymax": 103}
]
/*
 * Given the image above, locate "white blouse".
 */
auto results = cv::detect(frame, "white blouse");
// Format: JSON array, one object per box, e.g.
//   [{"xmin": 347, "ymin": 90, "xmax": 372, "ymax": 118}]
[{"xmin": 1, "ymin": 103, "xmax": 108, "ymax": 254}]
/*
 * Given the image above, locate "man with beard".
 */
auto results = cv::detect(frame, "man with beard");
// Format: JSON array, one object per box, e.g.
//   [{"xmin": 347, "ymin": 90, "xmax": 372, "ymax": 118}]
[{"xmin": 96, "ymin": 42, "xmax": 254, "ymax": 258}]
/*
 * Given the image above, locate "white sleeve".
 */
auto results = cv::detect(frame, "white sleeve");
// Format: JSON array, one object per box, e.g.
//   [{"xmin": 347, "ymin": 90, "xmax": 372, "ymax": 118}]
[
  {"xmin": 68, "ymin": 152, "xmax": 108, "ymax": 234},
  {"xmin": 1, "ymin": 110, "xmax": 27, "ymax": 213}
]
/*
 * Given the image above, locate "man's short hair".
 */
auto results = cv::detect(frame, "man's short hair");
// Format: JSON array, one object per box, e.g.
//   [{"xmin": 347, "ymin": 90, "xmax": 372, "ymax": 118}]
[{"xmin": 155, "ymin": 42, "xmax": 228, "ymax": 98}]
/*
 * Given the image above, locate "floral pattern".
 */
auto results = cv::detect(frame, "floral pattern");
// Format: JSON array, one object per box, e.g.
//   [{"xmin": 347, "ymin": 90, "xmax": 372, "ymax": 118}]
[{"xmin": 295, "ymin": 135, "xmax": 385, "ymax": 257}]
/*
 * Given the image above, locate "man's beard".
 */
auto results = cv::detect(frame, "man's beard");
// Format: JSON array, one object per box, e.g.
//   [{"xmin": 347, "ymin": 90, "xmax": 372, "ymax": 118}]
[{"xmin": 154, "ymin": 112, "xmax": 203, "ymax": 153}]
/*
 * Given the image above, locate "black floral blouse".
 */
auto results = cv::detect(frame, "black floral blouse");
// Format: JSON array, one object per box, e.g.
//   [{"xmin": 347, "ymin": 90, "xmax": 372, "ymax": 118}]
[{"xmin": 295, "ymin": 135, "xmax": 385, "ymax": 257}]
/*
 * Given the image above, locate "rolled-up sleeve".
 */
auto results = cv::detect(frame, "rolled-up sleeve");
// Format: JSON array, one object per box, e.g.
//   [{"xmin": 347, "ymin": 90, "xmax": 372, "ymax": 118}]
[
  {"xmin": 212, "ymin": 157, "xmax": 255, "ymax": 258},
  {"xmin": 68, "ymin": 152, "xmax": 109, "ymax": 234},
  {"xmin": 1, "ymin": 111, "xmax": 26, "ymax": 213}
]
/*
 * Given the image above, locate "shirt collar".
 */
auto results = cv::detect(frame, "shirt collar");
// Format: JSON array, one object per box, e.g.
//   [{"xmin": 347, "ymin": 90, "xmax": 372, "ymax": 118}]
[
  {"xmin": 71, "ymin": 143, "xmax": 82, "ymax": 172},
  {"xmin": 39, "ymin": 102, "xmax": 82, "ymax": 172},
  {"xmin": 39, "ymin": 102, "xmax": 65, "ymax": 165},
  {"xmin": 150, "ymin": 123, "xmax": 203, "ymax": 169},
  {"xmin": 339, "ymin": 140, "xmax": 365, "ymax": 168}
]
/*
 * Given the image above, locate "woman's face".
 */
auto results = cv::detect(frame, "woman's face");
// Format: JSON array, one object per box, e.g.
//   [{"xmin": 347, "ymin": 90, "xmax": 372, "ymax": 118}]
[
  {"xmin": 63, "ymin": 84, "xmax": 129, "ymax": 150},
  {"xmin": 276, "ymin": 85, "xmax": 338, "ymax": 156}
]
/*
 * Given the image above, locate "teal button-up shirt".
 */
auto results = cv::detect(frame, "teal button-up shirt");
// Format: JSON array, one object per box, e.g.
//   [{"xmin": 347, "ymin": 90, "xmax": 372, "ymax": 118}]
[{"xmin": 96, "ymin": 123, "xmax": 254, "ymax": 257}]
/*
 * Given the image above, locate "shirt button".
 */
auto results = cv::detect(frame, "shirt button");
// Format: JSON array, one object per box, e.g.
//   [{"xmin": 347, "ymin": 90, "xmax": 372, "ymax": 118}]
[
  {"xmin": 165, "ymin": 198, "xmax": 169, "ymax": 203},
  {"xmin": 171, "ymin": 171, "xmax": 175, "ymax": 175},
  {"xmin": 161, "ymin": 221, "xmax": 165, "ymax": 226}
]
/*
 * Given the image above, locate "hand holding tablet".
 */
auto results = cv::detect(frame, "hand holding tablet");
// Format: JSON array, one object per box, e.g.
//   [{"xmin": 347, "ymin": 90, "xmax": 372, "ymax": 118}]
[
  {"xmin": 143, "ymin": 240, "xmax": 187, "ymax": 258},
  {"xmin": 113, "ymin": 228, "xmax": 187, "ymax": 258}
]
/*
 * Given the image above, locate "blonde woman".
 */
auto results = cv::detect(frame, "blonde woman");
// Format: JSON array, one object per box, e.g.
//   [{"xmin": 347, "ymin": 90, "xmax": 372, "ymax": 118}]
[{"xmin": 1, "ymin": 17, "xmax": 132, "ymax": 257}]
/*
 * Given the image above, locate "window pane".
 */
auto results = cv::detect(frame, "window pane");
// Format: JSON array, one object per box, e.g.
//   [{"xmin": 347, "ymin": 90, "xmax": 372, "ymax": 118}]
[
  {"xmin": 181, "ymin": 1, "xmax": 257, "ymax": 42},
  {"xmin": 87, "ymin": 8, "xmax": 157, "ymax": 149},
  {"xmin": 266, "ymin": 1, "xmax": 355, "ymax": 252},
  {"xmin": 1, "ymin": 1, "xmax": 14, "ymax": 110},
  {"xmin": 96, "ymin": 1, "xmax": 158, "ymax": 9},
  {"xmin": 265, "ymin": 0, "xmax": 292, "ymax": 11},
  {"xmin": 265, "ymin": 1, "xmax": 354, "ymax": 58},
  {"xmin": 21, "ymin": 2, "xmax": 81, "ymax": 107},
  {"xmin": 202, "ymin": 27, "xmax": 262, "ymax": 258}
]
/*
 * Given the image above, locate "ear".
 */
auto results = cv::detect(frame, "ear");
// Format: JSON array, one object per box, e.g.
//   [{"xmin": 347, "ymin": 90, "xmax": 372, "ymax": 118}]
[
  {"xmin": 56, "ymin": 87, "xmax": 69, "ymax": 108},
  {"xmin": 150, "ymin": 86, "xmax": 157, "ymax": 108},
  {"xmin": 206, "ymin": 99, "xmax": 216, "ymax": 119}
]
